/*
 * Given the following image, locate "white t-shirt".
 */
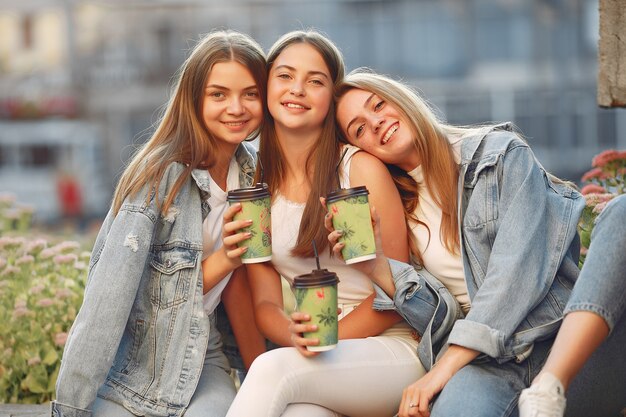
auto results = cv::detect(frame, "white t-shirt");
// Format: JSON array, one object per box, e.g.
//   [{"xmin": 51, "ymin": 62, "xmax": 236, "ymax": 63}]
[
  {"xmin": 201, "ymin": 156, "xmax": 240, "ymax": 314},
  {"xmin": 407, "ymin": 136, "xmax": 470, "ymax": 313}
]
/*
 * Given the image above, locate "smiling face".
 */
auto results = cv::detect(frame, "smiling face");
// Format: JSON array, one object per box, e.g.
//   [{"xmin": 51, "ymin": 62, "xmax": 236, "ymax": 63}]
[
  {"xmin": 336, "ymin": 88, "xmax": 419, "ymax": 171},
  {"xmin": 202, "ymin": 61, "xmax": 263, "ymax": 149},
  {"xmin": 267, "ymin": 42, "xmax": 333, "ymax": 136}
]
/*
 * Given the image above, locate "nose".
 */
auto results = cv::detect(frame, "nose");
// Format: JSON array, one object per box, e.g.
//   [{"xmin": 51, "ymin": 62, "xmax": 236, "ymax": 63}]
[
  {"xmin": 227, "ymin": 97, "xmax": 244, "ymax": 115},
  {"xmin": 289, "ymin": 80, "xmax": 305, "ymax": 96},
  {"xmin": 372, "ymin": 117, "xmax": 385, "ymax": 132}
]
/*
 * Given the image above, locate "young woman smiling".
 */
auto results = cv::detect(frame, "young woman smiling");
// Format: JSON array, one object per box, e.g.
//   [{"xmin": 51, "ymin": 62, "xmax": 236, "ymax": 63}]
[
  {"xmin": 51, "ymin": 31, "xmax": 266, "ymax": 417},
  {"xmin": 226, "ymin": 31, "xmax": 426, "ymax": 417}
]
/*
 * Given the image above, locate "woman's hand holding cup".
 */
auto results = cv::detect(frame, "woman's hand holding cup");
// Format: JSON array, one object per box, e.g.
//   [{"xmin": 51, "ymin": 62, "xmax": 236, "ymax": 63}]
[
  {"xmin": 288, "ymin": 312, "xmax": 321, "ymax": 358},
  {"xmin": 322, "ymin": 198, "xmax": 396, "ymax": 297},
  {"xmin": 220, "ymin": 203, "xmax": 252, "ymax": 269}
]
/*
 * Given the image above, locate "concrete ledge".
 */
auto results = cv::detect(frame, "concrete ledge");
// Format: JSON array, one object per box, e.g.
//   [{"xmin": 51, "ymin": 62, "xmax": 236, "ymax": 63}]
[{"xmin": 0, "ymin": 404, "xmax": 49, "ymax": 417}]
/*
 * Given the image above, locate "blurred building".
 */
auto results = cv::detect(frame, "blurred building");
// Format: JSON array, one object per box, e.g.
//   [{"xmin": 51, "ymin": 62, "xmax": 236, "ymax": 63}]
[{"xmin": 0, "ymin": 0, "xmax": 624, "ymax": 221}]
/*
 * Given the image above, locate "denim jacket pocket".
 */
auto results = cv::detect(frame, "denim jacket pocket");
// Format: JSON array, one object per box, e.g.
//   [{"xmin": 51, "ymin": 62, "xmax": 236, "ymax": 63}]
[{"xmin": 150, "ymin": 246, "xmax": 197, "ymax": 309}]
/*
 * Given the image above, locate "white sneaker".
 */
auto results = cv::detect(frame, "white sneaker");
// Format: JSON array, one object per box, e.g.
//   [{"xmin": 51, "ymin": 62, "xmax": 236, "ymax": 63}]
[{"xmin": 518, "ymin": 372, "xmax": 567, "ymax": 417}]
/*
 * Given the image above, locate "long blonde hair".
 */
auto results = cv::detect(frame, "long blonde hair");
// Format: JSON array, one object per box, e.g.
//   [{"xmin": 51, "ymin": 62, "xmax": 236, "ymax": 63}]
[
  {"xmin": 256, "ymin": 30, "xmax": 345, "ymax": 257},
  {"xmin": 112, "ymin": 30, "xmax": 266, "ymax": 215},
  {"xmin": 336, "ymin": 70, "xmax": 484, "ymax": 264}
]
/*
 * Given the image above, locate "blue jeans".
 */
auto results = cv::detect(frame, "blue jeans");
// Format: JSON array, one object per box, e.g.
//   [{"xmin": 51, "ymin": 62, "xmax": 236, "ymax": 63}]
[
  {"xmin": 563, "ymin": 194, "xmax": 626, "ymax": 417},
  {"xmin": 429, "ymin": 338, "xmax": 553, "ymax": 417},
  {"xmin": 92, "ymin": 313, "xmax": 236, "ymax": 417}
]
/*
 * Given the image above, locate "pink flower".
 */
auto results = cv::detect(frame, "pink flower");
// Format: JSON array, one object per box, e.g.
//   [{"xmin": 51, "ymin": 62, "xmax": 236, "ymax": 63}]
[
  {"xmin": 581, "ymin": 168, "xmax": 607, "ymax": 183},
  {"xmin": 36, "ymin": 298, "xmax": 54, "ymax": 307},
  {"xmin": 580, "ymin": 184, "xmax": 607, "ymax": 195},
  {"xmin": 12, "ymin": 306, "xmax": 30, "ymax": 318},
  {"xmin": 30, "ymin": 284, "xmax": 45, "ymax": 294},
  {"xmin": 593, "ymin": 201, "xmax": 609, "ymax": 215},
  {"xmin": 14, "ymin": 299, "xmax": 27, "ymax": 309},
  {"xmin": 27, "ymin": 356, "xmax": 41, "ymax": 366},
  {"xmin": 55, "ymin": 288, "xmax": 73, "ymax": 299},
  {"xmin": 53, "ymin": 253, "xmax": 78, "ymax": 265},
  {"xmin": 0, "ymin": 257, "xmax": 6, "ymax": 269},
  {"xmin": 16, "ymin": 255, "xmax": 35, "ymax": 265},
  {"xmin": 54, "ymin": 332, "xmax": 68, "ymax": 346},
  {"xmin": 1, "ymin": 266, "xmax": 20, "ymax": 276},
  {"xmin": 39, "ymin": 248, "xmax": 57, "ymax": 259},
  {"xmin": 584, "ymin": 193, "xmax": 615, "ymax": 207},
  {"xmin": 25, "ymin": 239, "xmax": 48, "ymax": 254},
  {"xmin": 591, "ymin": 149, "xmax": 626, "ymax": 168},
  {"xmin": 54, "ymin": 241, "xmax": 80, "ymax": 253}
]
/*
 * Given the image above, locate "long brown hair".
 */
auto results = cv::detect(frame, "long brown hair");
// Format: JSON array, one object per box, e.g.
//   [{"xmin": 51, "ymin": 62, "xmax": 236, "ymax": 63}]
[
  {"xmin": 111, "ymin": 30, "xmax": 266, "ymax": 215},
  {"xmin": 336, "ymin": 70, "xmax": 475, "ymax": 265},
  {"xmin": 256, "ymin": 30, "xmax": 345, "ymax": 257}
]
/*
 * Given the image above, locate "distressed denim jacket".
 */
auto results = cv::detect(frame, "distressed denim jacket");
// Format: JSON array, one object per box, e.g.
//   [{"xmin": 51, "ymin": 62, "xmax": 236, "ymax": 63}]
[
  {"xmin": 51, "ymin": 143, "xmax": 256, "ymax": 417},
  {"xmin": 373, "ymin": 124, "xmax": 584, "ymax": 370}
]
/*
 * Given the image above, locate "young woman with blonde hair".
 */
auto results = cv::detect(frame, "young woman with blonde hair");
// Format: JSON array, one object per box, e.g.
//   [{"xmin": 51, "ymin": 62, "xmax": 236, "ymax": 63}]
[
  {"xmin": 51, "ymin": 30, "xmax": 267, "ymax": 417},
  {"xmin": 330, "ymin": 69, "xmax": 584, "ymax": 417}
]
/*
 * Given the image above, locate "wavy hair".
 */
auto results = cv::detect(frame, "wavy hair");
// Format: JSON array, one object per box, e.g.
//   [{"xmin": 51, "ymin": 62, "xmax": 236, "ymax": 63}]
[
  {"xmin": 112, "ymin": 30, "xmax": 266, "ymax": 215},
  {"xmin": 335, "ymin": 70, "xmax": 484, "ymax": 264},
  {"xmin": 256, "ymin": 30, "xmax": 345, "ymax": 257}
]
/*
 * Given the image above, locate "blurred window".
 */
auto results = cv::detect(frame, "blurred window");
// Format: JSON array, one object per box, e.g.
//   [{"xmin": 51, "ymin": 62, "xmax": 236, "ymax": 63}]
[{"xmin": 19, "ymin": 144, "xmax": 57, "ymax": 168}]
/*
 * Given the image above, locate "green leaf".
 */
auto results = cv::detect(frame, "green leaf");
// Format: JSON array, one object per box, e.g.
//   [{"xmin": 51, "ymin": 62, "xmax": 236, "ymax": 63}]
[{"xmin": 42, "ymin": 347, "xmax": 58, "ymax": 366}]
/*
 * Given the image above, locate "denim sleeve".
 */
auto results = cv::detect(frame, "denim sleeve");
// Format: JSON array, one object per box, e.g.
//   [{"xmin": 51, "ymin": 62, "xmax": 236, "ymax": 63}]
[
  {"xmin": 53, "ymin": 207, "xmax": 155, "ymax": 414},
  {"xmin": 372, "ymin": 259, "xmax": 447, "ymax": 337},
  {"xmin": 448, "ymin": 145, "xmax": 583, "ymax": 358}
]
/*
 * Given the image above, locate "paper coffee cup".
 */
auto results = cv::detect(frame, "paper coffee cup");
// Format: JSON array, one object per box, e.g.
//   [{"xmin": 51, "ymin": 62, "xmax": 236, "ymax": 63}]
[
  {"xmin": 293, "ymin": 269, "xmax": 339, "ymax": 352},
  {"xmin": 326, "ymin": 186, "xmax": 376, "ymax": 264},
  {"xmin": 227, "ymin": 183, "xmax": 272, "ymax": 263}
]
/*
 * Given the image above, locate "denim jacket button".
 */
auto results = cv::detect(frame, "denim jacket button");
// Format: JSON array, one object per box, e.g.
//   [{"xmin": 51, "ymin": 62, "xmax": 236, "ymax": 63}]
[{"xmin": 166, "ymin": 260, "xmax": 172, "ymax": 268}]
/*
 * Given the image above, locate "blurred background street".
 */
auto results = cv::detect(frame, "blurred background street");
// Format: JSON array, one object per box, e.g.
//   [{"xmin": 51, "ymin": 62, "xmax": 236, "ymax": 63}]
[{"xmin": 1, "ymin": 0, "xmax": 624, "ymax": 228}]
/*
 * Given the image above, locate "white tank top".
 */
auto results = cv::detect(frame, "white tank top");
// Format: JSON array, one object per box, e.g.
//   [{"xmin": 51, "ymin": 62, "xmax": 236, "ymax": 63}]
[
  {"xmin": 271, "ymin": 145, "xmax": 414, "ymax": 342},
  {"xmin": 407, "ymin": 137, "xmax": 470, "ymax": 313}
]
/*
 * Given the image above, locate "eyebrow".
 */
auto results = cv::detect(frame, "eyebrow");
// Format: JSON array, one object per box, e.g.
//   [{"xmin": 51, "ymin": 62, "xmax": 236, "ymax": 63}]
[
  {"xmin": 273, "ymin": 64, "xmax": 329, "ymax": 80},
  {"xmin": 345, "ymin": 93, "xmax": 376, "ymax": 136},
  {"xmin": 205, "ymin": 84, "xmax": 258, "ymax": 91}
]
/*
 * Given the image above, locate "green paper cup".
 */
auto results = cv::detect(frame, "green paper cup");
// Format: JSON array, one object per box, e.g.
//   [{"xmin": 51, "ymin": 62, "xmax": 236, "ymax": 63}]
[
  {"xmin": 227, "ymin": 183, "xmax": 272, "ymax": 263},
  {"xmin": 293, "ymin": 269, "xmax": 339, "ymax": 352},
  {"xmin": 326, "ymin": 186, "xmax": 376, "ymax": 264}
]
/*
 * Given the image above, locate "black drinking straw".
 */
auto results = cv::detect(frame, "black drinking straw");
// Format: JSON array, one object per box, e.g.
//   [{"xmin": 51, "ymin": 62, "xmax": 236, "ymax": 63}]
[
  {"xmin": 257, "ymin": 151, "xmax": 265, "ymax": 185},
  {"xmin": 312, "ymin": 240, "xmax": 321, "ymax": 270},
  {"xmin": 335, "ymin": 148, "xmax": 349, "ymax": 189}
]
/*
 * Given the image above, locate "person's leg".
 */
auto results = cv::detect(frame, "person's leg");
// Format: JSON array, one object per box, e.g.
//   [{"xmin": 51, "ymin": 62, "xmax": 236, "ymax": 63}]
[
  {"xmin": 431, "ymin": 338, "xmax": 551, "ymax": 417},
  {"xmin": 185, "ymin": 312, "xmax": 238, "ymax": 417},
  {"xmin": 226, "ymin": 336, "xmax": 425, "ymax": 417},
  {"xmin": 281, "ymin": 403, "xmax": 342, "ymax": 417},
  {"xmin": 519, "ymin": 194, "xmax": 626, "ymax": 417}
]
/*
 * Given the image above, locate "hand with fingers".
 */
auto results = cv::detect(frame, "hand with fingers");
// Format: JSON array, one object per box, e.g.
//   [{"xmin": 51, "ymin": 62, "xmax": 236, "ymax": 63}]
[
  {"xmin": 288, "ymin": 311, "xmax": 321, "ymax": 358},
  {"xmin": 398, "ymin": 367, "xmax": 452, "ymax": 417},
  {"xmin": 221, "ymin": 202, "xmax": 253, "ymax": 269},
  {"xmin": 321, "ymin": 197, "xmax": 396, "ymax": 297}
]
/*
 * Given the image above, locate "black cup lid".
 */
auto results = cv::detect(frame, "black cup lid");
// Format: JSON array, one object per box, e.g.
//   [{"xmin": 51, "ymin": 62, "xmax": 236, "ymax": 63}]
[
  {"xmin": 293, "ymin": 268, "xmax": 339, "ymax": 288},
  {"xmin": 227, "ymin": 183, "xmax": 270, "ymax": 201},
  {"xmin": 326, "ymin": 185, "xmax": 369, "ymax": 203}
]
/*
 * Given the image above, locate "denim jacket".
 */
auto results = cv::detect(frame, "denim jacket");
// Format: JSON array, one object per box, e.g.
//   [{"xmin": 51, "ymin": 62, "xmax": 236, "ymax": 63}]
[
  {"xmin": 51, "ymin": 143, "xmax": 256, "ymax": 417},
  {"xmin": 373, "ymin": 124, "xmax": 584, "ymax": 370}
]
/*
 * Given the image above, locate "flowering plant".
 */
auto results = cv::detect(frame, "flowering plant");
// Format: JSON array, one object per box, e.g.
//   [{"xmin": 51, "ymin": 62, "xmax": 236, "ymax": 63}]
[
  {"xmin": 578, "ymin": 150, "xmax": 626, "ymax": 265},
  {"xmin": 0, "ymin": 194, "xmax": 89, "ymax": 403}
]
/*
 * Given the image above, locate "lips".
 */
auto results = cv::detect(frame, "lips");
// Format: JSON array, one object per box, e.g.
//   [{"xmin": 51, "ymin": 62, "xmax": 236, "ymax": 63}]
[
  {"xmin": 281, "ymin": 101, "xmax": 309, "ymax": 110},
  {"xmin": 381, "ymin": 122, "xmax": 398, "ymax": 144}
]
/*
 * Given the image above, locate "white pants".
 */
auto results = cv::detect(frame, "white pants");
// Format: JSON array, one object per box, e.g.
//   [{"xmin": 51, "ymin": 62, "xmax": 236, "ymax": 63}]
[{"xmin": 226, "ymin": 331, "xmax": 425, "ymax": 417}]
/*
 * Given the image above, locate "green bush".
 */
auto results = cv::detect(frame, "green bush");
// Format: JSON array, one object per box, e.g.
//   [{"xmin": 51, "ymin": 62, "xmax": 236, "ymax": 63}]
[{"xmin": 0, "ymin": 194, "xmax": 89, "ymax": 403}]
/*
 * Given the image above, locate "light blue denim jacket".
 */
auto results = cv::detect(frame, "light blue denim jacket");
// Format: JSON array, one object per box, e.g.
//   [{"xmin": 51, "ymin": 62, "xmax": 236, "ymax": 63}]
[
  {"xmin": 51, "ymin": 143, "xmax": 256, "ymax": 417},
  {"xmin": 373, "ymin": 124, "xmax": 584, "ymax": 370}
]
